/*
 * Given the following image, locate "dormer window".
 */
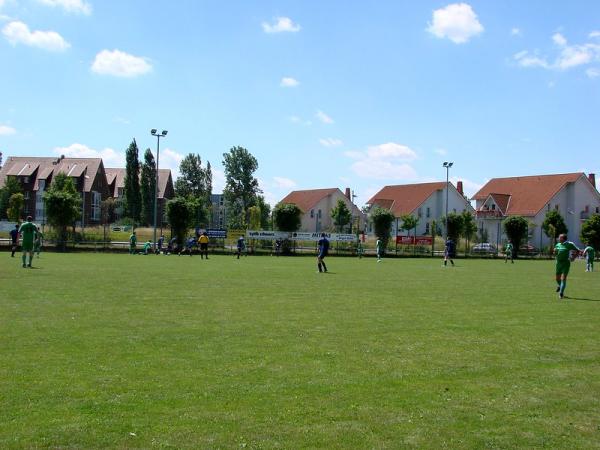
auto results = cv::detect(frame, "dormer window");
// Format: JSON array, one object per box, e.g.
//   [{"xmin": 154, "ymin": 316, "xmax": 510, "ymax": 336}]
[{"xmin": 491, "ymin": 204, "xmax": 496, "ymax": 210}]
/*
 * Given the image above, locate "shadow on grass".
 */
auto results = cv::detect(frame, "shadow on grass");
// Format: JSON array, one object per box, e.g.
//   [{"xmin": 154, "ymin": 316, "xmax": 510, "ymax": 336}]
[{"xmin": 567, "ymin": 297, "xmax": 600, "ymax": 302}]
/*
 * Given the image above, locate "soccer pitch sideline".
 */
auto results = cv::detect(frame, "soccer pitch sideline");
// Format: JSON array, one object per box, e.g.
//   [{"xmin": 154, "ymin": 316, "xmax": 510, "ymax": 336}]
[{"xmin": 1, "ymin": 254, "xmax": 598, "ymax": 449}]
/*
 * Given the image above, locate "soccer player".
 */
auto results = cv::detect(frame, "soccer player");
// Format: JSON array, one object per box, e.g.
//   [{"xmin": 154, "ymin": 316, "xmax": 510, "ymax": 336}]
[
  {"xmin": 129, "ymin": 231, "xmax": 137, "ymax": 255},
  {"xmin": 356, "ymin": 238, "xmax": 364, "ymax": 259},
  {"xmin": 317, "ymin": 233, "xmax": 329, "ymax": 273},
  {"xmin": 34, "ymin": 229, "xmax": 43, "ymax": 258},
  {"xmin": 553, "ymin": 233, "xmax": 580, "ymax": 299},
  {"xmin": 18, "ymin": 216, "xmax": 37, "ymax": 268},
  {"xmin": 198, "ymin": 232, "xmax": 209, "ymax": 259},
  {"xmin": 583, "ymin": 243, "xmax": 595, "ymax": 272},
  {"xmin": 142, "ymin": 240, "xmax": 152, "ymax": 255},
  {"xmin": 236, "ymin": 236, "xmax": 245, "ymax": 259},
  {"xmin": 504, "ymin": 241, "xmax": 514, "ymax": 263},
  {"xmin": 156, "ymin": 235, "xmax": 165, "ymax": 255},
  {"xmin": 9, "ymin": 223, "xmax": 19, "ymax": 257},
  {"xmin": 376, "ymin": 237, "xmax": 382, "ymax": 262},
  {"xmin": 443, "ymin": 237, "xmax": 456, "ymax": 267}
]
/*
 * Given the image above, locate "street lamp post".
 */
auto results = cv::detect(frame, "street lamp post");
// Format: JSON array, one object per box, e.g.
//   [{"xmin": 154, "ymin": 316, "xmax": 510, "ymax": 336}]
[
  {"xmin": 151, "ymin": 129, "xmax": 168, "ymax": 252},
  {"xmin": 442, "ymin": 162, "xmax": 454, "ymax": 241}
]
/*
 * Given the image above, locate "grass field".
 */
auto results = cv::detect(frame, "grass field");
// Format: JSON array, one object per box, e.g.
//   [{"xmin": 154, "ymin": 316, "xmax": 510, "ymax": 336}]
[{"xmin": 1, "ymin": 253, "xmax": 599, "ymax": 449}]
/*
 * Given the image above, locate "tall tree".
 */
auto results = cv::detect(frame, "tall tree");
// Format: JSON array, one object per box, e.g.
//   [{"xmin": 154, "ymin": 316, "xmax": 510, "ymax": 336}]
[
  {"xmin": 503, "ymin": 215, "xmax": 529, "ymax": 258},
  {"xmin": 7, "ymin": 193, "xmax": 24, "ymax": 222},
  {"xmin": 441, "ymin": 212, "xmax": 464, "ymax": 241},
  {"xmin": 43, "ymin": 173, "xmax": 81, "ymax": 251},
  {"xmin": 461, "ymin": 210, "xmax": 478, "ymax": 253},
  {"xmin": 140, "ymin": 148, "xmax": 156, "ymax": 226},
  {"xmin": 273, "ymin": 203, "xmax": 302, "ymax": 231},
  {"xmin": 542, "ymin": 210, "xmax": 568, "ymax": 244},
  {"xmin": 371, "ymin": 207, "xmax": 395, "ymax": 250},
  {"xmin": 166, "ymin": 197, "xmax": 194, "ymax": 246},
  {"xmin": 123, "ymin": 139, "xmax": 141, "ymax": 222},
  {"xmin": 248, "ymin": 205, "xmax": 262, "ymax": 230},
  {"xmin": 0, "ymin": 176, "xmax": 22, "ymax": 220},
  {"xmin": 331, "ymin": 199, "xmax": 352, "ymax": 232},
  {"xmin": 222, "ymin": 146, "xmax": 261, "ymax": 226},
  {"xmin": 175, "ymin": 153, "xmax": 212, "ymax": 228},
  {"xmin": 256, "ymin": 195, "xmax": 271, "ymax": 230},
  {"xmin": 400, "ymin": 214, "xmax": 419, "ymax": 239},
  {"xmin": 580, "ymin": 214, "xmax": 600, "ymax": 251}
]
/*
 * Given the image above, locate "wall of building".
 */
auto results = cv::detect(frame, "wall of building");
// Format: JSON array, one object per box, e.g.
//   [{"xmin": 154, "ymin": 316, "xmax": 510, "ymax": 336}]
[{"xmin": 299, "ymin": 191, "xmax": 365, "ymax": 232}]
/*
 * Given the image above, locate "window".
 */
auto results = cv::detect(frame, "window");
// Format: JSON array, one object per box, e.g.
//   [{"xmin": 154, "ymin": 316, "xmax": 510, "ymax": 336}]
[
  {"xmin": 24, "ymin": 191, "xmax": 30, "ymax": 200},
  {"xmin": 310, "ymin": 209, "xmax": 314, "ymax": 218},
  {"xmin": 318, "ymin": 209, "xmax": 322, "ymax": 218},
  {"xmin": 555, "ymin": 204, "xmax": 559, "ymax": 210},
  {"xmin": 596, "ymin": 207, "xmax": 600, "ymax": 213},
  {"xmin": 418, "ymin": 207, "xmax": 422, "ymax": 218},
  {"xmin": 491, "ymin": 204, "xmax": 496, "ymax": 210},
  {"xmin": 22, "ymin": 176, "xmax": 30, "ymax": 184},
  {"xmin": 426, "ymin": 207, "xmax": 430, "ymax": 218},
  {"xmin": 425, "ymin": 222, "xmax": 430, "ymax": 234},
  {"xmin": 91, "ymin": 191, "xmax": 101, "ymax": 221},
  {"xmin": 453, "ymin": 208, "xmax": 456, "ymax": 213}
]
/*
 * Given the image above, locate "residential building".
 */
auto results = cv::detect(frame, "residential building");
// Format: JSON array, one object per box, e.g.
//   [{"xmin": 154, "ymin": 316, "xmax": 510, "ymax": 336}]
[
  {"xmin": 105, "ymin": 167, "xmax": 174, "ymax": 224},
  {"xmin": 279, "ymin": 187, "xmax": 366, "ymax": 232},
  {"xmin": 472, "ymin": 172, "xmax": 600, "ymax": 248},
  {"xmin": 209, "ymin": 193, "xmax": 228, "ymax": 229},
  {"xmin": 0, "ymin": 155, "xmax": 110, "ymax": 225},
  {"xmin": 367, "ymin": 181, "xmax": 474, "ymax": 236}
]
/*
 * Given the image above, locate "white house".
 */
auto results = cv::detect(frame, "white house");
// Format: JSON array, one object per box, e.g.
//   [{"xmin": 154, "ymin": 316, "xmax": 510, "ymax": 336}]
[
  {"xmin": 367, "ymin": 181, "xmax": 474, "ymax": 236},
  {"xmin": 472, "ymin": 172, "xmax": 600, "ymax": 248},
  {"xmin": 279, "ymin": 187, "xmax": 366, "ymax": 232}
]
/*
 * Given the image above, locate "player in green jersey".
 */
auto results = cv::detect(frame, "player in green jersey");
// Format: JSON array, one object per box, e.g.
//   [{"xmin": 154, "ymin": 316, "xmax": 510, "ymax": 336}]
[
  {"xmin": 553, "ymin": 233, "xmax": 580, "ymax": 299},
  {"xmin": 583, "ymin": 244, "xmax": 595, "ymax": 272},
  {"xmin": 376, "ymin": 238, "xmax": 382, "ymax": 262},
  {"xmin": 34, "ymin": 230, "xmax": 43, "ymax": 258},
  {"xmin": 18, "ymin": 216, "xmax": 37, "ymax": 268},
  {"xmin": 504, "ymin": 241, "xmax": 514, "ymax": 263},
  {"xmin": 129, "ymin": 231, "xmax": 137, "ymax": 254}
]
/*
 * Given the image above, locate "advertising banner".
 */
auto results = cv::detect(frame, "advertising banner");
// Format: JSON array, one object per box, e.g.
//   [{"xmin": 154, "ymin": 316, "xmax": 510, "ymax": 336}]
[
  {"xmin": 206, "ymin": 229, "xmax": 227, "ymax": 238},
  {"xmin": 246, "ymin": 230, "xmax": 290, "ymax": 240},
  {"xmin": 396, "ymin": 235, "xmax": 433, "ymax": 245}
]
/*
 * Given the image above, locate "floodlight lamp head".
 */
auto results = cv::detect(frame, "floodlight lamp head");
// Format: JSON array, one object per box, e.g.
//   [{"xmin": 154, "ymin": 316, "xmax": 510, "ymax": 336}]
[
  {"xmin": 448, "ymin": 162, "xmax": 454, "ymax": 168},
  {"xmin": 443, "ymin": 162, "xmax": 448, "ymax": 167},
  {"xmin": 151, "ymin": 129, "xmax": 157, "ymax": 135},
  {"xmin": 161, "ymin": 130, "xmax": 168, "ymax": 136}
]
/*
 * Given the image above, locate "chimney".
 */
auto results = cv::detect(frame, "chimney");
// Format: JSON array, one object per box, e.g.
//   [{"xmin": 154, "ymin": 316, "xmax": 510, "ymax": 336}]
[
  {"xmin": 344, "ymin": 187, "xmax": 351, "ymax": 200},
  {"xmin": 457, "ymin": 181, "xmax": 464, "ymax": 195},
  {"xmin": 589, "ymin": 173, "xmax": 596, "ymax": 189}
]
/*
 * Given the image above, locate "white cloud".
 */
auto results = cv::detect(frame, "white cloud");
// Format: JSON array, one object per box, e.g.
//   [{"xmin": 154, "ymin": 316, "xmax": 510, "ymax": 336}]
[
  {"xmin": 427, "ymin": 3, "xmax": 484, "ymax": 44},
  {"xmin": 366, "ymin": 142, "xmax": 417, "ymax": 161},
  {"xmin": 273, "ymin": 176, "xmax": 297, "ymax": 189},
  {"xmin": 2, "ymin": 20, "xmax": 70, "ymax": 51},
  {"xmin": 514, "ymin": 32, "xmax": 600, "ymax": 72},
  {"xmin": 91, "ymin": 49, "xmax": 152, "ymax": 77},
  {"xmin": 552, "ymin": 32, "xmax": 567, "ymax": 47},
  {"xmin": 319, "ymin": 138, "xmax": 343, "ymax": 147},
  {"xmin": 160, "ymin": 148, "xmax": 185, "ymax": 180},
  {"xmin": 0, "ymin": 124, "xmax": 16, "ymax": 135},
  {"xmin": 262, "ymin": 16, "xmax": 301, "ymax": 33},
  {"xmin": 280, "ymin": 77, "xmax": 299, "ymax": 87},
  {"xmin": 346, "ymin": 142, "xmax": 419, "ymax": 180},
  {"xmin": 289, "ymin": 115, "xmax": 312, "ymax": 126},
  {"xmin": 434, "ymin": 148, "xmax": 448, "ymax": 156},
  {"xmin": 586, "ymin": 67, "xmax": 600, "ymax": 78},
  {"xmin": 113, "ymin": 116, "xmax": 131, "ymax": 125},
  {"xmin": 514, "ymin": 50, "xmax": 550, "ymax": 68},
  {"xmin": 37, "ymin": 0, "xmax": 92, "ymax": 15},
  {"xmin": 450, "ymin": 177, "xmax": 483, "ymax": 198},
  {"xmin": 556, "ymin": 44, "xmax": 595, "ymax": 69},
  {"xmin": 510, "ymin": 27, "xmax": 521, "ymax": 36},
  {"xmin": 589, "ymin": 31, "xmax": 600, "ymax": 39},
  {"xmin": 352, "ymin": 159, "xmax": 418, "ymax": 180},
  {"xmin": 54, "ymin": 143, "xmax": 124, "ymax": 167},
  {"xmin": 316, "ymin": 110, "xmax": 334, "ymax": 124}
]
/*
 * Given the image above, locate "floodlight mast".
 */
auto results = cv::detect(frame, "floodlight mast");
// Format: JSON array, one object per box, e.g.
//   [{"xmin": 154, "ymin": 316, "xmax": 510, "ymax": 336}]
[
  {"xmin": 443, "ymin": 162, "xmax": 454, "ymax": 241},
  {"xmin": 151, "ymin": 129, "xmax": 168, "ymax": 252}
]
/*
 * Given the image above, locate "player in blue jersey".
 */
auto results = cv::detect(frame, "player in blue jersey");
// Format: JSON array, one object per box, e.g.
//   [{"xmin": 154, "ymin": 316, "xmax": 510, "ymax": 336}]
[
  {"xmin": 443, "ymin": 237, "xmax": 456, "ymax": 267},
  {"xmin": 317, "ymin": 233, "xmax": 329, "ymax": 273}
]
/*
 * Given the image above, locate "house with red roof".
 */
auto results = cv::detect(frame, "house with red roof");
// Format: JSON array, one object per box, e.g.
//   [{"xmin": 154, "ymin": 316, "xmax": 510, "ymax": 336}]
[
  {"xmin": 472, "ymin": 173, "xmax": 600, "ymax": 247},
  {"xmin": 278, "ymin": 187, "xmax": 366, "ymax": 232},
  {"xmin": 367, "ymin": 181, "xmax": 474, "ymax": 236}
]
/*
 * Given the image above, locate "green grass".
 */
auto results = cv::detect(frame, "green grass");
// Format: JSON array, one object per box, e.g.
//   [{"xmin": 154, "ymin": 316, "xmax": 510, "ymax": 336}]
[{"xmin": 1, "ymin": 253, "xmax": 599, "ymax": 449}]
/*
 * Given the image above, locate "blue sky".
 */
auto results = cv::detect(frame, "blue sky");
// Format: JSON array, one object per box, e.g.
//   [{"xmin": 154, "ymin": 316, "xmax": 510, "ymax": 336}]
[{"xmin": 1, "ymin": 0, "xmax": 599, "ymax": 207}]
